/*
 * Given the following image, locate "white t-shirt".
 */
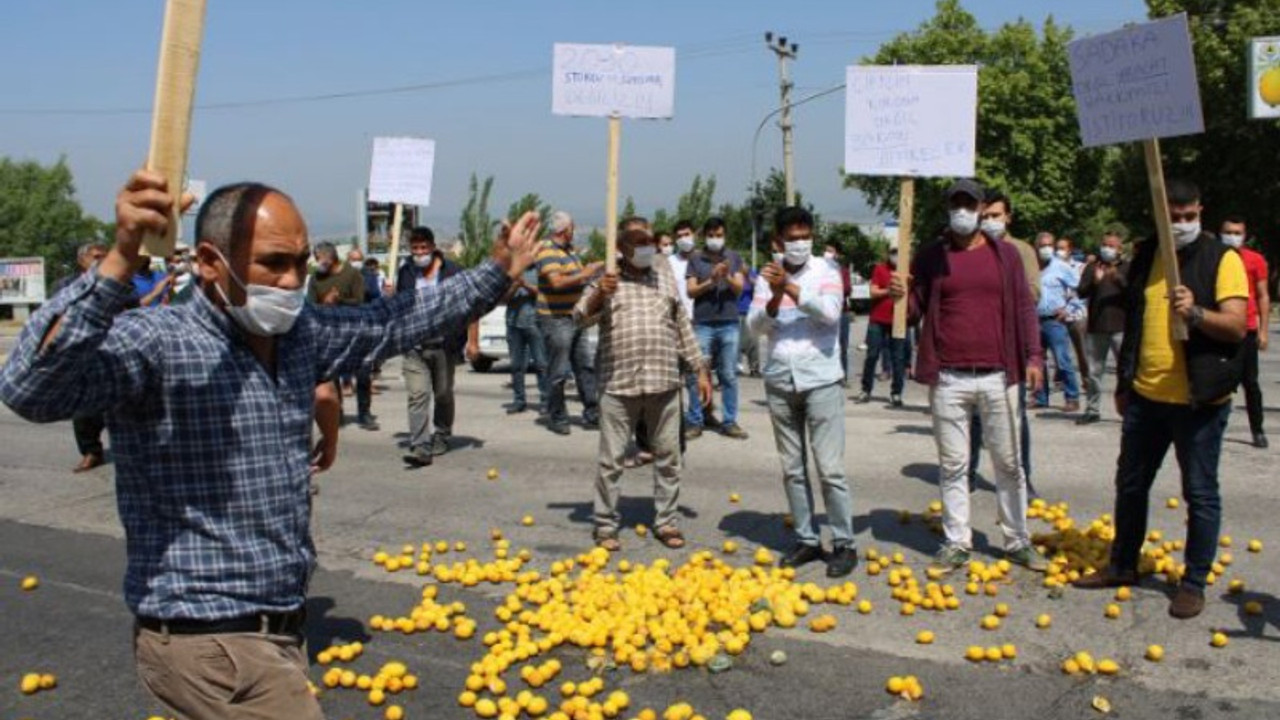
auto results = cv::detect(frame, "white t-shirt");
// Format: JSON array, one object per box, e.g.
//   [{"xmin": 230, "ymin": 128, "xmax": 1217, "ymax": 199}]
[{"xmin": 668, "ymin": 254, "xmax": 694, "ymax": 317}]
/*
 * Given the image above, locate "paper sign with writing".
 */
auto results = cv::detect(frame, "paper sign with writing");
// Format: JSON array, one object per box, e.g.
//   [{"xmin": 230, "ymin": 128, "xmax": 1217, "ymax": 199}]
[
  {"xmin": 1068, "ymin": 14, "xmax": 1203, "ymax": 147},
  {"xmin": 1249, "ymin": 37, "xmax": 1280, "ymax": 119},
  {"xmin": 0, "ymin": 257, "xmax": 46, "ymax": 305},
  {"xmin": 368, "ymin": 137, "xmax": 436, "ymax": 207},
  {"xmin": 552, "ymin": 43, "xmax": 675, "ymax": 119},
  {"xmin": 844, "ymin": 65, "xmax": 977, "ymax": 178}
]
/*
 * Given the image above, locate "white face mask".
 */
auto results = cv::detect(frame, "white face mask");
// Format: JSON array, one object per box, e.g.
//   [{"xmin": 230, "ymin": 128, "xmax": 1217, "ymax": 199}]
[
  {"xmin": 823, "ymin": 250, "xmax": 837, "ymax": 261},
  {"xmin": 316, "ymin": 259, "xmax": 333, "ymax": 275},
  {"xmin": 628, "ymin": 245, "xmax": 657, "ymax": 269},
  {"xmin": 413, "ymin": 253, "xmax": 433, "ymax": 268},
  {"xmin": 888, "ymin": 252, "xmax": 899, "ymax": 267},
  {"xmin": 771, "ymin": 252, "xmax": 785, "ymax": 264},
  {"xmin": 1055, "ymin": 249, "xmax": 1070, "ymax": 260},
  {"xmin": 1220, "ymin": 233, "xmax": 1245, "ymax": 249},
  {"xmin": 784, "ymin": 239, "xmax": 812, "ymax": 266},
  {"xmin": 659, "ymin": 245, "xmax": 674, "ymax": 256},
  {"xmin": 1172, "ymin": 222, "xmax": 1201, "ymax": 249},
  {"xmin": 949, "ymin": 208, "xmax": 979, "ymax": 236},
  {"xmin": 705, "ymin": 237, "xmax": 725, "ymax": 253},
  {"xmin": 676, "ymin": 236, "xmax": 695, "ymax": 253},
  {"xmin": 1038, "ymin": 246, "xmax": 1054, "ymax": 262},
  {"xmin": 1099, "ymin": 246, "xmax": 1120, "ymax": 263},
  {"xmin": 211, "ymin": 247, "xmax": 306, "ymax": 337},
  {"xmin": 980, "ymin": 218, "xmax": 1006, "ymax": 239}
]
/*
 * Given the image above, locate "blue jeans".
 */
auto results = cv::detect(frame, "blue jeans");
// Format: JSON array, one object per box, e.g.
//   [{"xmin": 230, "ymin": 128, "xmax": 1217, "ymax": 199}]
[
  {"xmin": 507, "ymin": 316, "xmax": 548, "ymax": 408},
  {"xmin": 765, "ymin": 380, "xmax": 854, "ymax": 549},
  {"xmin": 1109, "ymin": 394, "xmax": 1230, "ymax": 589},
  {"xmin": 1036, "ymin": 318, "xmax": 1080, "ymax": 403},
  {"xmin": 687, "ymin": 321, "xmax": 741, "ymax": 427},
  {"xmin": 860, "ymin": 322, "xmax": 908, "ymax": 396},
  {"xmin": 537, "ymin": 315, "xmax": 598, "ymax": 426},
  {"xmin": 969, "ymin": 382, "xmax": 1035, "ymax": 496}
]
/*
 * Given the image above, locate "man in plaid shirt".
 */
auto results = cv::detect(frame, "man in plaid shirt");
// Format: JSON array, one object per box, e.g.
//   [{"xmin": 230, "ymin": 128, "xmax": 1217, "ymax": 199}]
[
  {"xmin": 0, "ymin": 170, "xmax": 540, "ymax": 720},
  {"xmin": 576, "ymin": 227, "xmax": 712, "ymax": 551}
]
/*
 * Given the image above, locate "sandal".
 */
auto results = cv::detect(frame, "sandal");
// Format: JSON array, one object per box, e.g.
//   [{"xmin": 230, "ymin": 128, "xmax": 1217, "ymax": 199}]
[
  {"xmin": 655, "ymin": 526, "xmax": 686, "ymax": 549},
  {"xmin": 594, "ymin": 532, "xmax": 621, "ymax": 552}
]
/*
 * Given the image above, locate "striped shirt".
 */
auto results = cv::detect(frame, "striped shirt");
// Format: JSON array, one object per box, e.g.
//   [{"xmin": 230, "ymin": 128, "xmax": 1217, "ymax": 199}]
[
  {"xmin": 0, "ymin": 262, "xmax": 509, "ymax": 620},
  {"xmin": 536, "ymin": 241, "xmax": 588, "ymax": 315},
  {"xmin": 746, "ymin": 259, "xmax": 844, "ymax": 392},
  {"xmin": 575, "ymin": 261, "xmax": 704, "ymax": 397}
]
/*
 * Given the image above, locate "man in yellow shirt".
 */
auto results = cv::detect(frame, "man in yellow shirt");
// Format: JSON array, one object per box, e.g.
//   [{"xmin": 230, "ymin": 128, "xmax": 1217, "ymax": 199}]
[{"xmin": 1075, "ymin": 180, "xmax": 1248, "ymax": 620}]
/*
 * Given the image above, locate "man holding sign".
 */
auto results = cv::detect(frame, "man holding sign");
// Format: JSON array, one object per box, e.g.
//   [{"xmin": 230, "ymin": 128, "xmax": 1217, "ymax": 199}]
[
  {"xmin": 0, "ymin": 170, "xmax": 540, "ymax": 719},
  {"xmin": 1075, "ymin": 180, "xmax": 1247, "ymax": 620},
  {"xmin": 890, "ymin": 179, "xmax": 1046, "ymax": 574}
]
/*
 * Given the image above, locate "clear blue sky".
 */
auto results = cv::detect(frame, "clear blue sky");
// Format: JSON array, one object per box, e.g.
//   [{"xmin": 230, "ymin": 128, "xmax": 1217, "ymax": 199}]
[{"xmin": 1, "ymin": 0, "xmax": 1149, "ymax": 238}]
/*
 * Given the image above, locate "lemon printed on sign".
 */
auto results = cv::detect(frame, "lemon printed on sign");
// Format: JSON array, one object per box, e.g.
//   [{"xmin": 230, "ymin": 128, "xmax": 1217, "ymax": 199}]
[{"xmin": 1261, "ymin": 65, "xmax": 1280, "ymax": 107}]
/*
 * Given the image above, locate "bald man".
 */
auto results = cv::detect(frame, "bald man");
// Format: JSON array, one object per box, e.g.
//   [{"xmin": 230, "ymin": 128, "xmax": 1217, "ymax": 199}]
[{"xmin": 0, "ymin": 170, "xmax": 540, "ymax": 720}]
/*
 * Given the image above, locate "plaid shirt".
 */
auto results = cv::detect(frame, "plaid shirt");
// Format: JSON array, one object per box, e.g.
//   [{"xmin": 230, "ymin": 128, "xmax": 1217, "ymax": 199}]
[
  {"xmin": 575, "ymin": 261, "xmax": 703, "ymax": 397},
  {"xmin": 0, "ymin": 263, "xmax": 509, "ymax": 620}
]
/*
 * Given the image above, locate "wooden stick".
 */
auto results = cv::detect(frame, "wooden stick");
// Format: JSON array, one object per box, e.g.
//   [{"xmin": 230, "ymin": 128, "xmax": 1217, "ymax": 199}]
[
  {"xmin": 605, "ymin": 115, "xmax": 621, "ymax": 274},
  {"xmin": 892, "ymin": 178, "xmax": 915, "ymax": 339},
  {"xmin": 1143, "ymin": 138, "xmax": 1188, "ymax": 341},
  {"xmin": 387, "ymin": 203, "xmax": 404, "ymax": 279},
  {"xmin": 144, "ymin": 0, "xmax": 207, "ymax": 257}
]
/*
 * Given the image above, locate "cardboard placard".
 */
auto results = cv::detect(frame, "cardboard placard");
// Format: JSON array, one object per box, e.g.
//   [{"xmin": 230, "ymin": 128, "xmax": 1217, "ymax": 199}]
[
  {"xmin": 552, "ymin": 43, "xmax": 676, "ymax": 119},
  {"xmin": 1067, "ymin": 13, "xmax": 1204, "ymax": 148},
  {"xmin": 368, "ymin": 137, "xmax": 436, "ymax": 207},
  {"xmin": 844, "ymin": 65, "xmax": 977, "ymax": 178}
]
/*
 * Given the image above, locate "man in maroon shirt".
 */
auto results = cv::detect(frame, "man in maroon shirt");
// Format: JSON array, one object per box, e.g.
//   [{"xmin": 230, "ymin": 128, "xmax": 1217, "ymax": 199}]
[
  {"xmin": 890, "ymin": 179, "xmax": 1047, "ymax": 573},
  {"xmin": 856, "ymin": 246, "xmax": 907, "ymax": 406}
]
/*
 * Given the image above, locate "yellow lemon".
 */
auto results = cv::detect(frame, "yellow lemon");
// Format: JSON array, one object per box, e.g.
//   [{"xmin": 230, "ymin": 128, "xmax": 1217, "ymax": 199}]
[
  {"xmin": 729, "ymin": 493, "xmax": 741, "ymax": 503},
  {"xmin": 475, "ymin": 698, "xmax": 498, "ymax": 718},
  {"xmin": 1146, "ymin": 645, "xmax": 1165, "ymax": 662},
  {"xmin": 20, "ymin": 673, "xmax": 40, "ymax": 694},
  {"xmin": 981, "ymin": 614, "xmax": 1000, "ymax": 630},
  {"xmin": 916, "ymin": 630, "xmax": 935, "ymax": 645},
  {"xmin": 727, "ymin": 711, "xmax": 753, "ymax": 720},
  {"xmin": 1035, "ymin": 614, "xmax": 1052, "ymax": 629},
  {"xmin": 1001, "ymin": 643, "xmax": 1017, "ymax": 659},
  {"xmin": 1220, "ymin": 535, "xmax": 1233, "ymax": 548},
  {"xmin": 994, "ymin": 603, "xmax": 1010, "ymax": 618},
  {"xmin": 1245, "ymin": 600, "xmax": 1264, "ymax": 616},
  {"xmin": 487, "ymin": 467, "xmax": 500, "ymax": 480},
  {"xmin": 1104, "ymin": 604, "xmax": 1121, "ymax": 619},
  {"xmin": 886, "ymin": 676, "xmax": 906, "ymax": 694},
  {"xmin": 1260, "ymin": 66, "xmax": 1280, "ymax": 107},
  {"xmin": 1248, "ymin": 539, "xmax": 1263, "ymax": 553},
  {"xmin": 1097, "ymin": 659, "xmax": 1120, "ymax": 675},
  {"xmin": 857, "ymin": 600, "xmax": 873, "ymax": 614},
  {"xmin": 1211, "ymin": 632, "xmax": 1229, "ymax": 648},
  {"xmin": 20, "ymin": 575, "xmax": 39, "ymax": 591},
  {"xmin": 965, "ymin": 646, "xmax": 985, "ymax": 662},
  {"xmin": 522, "ymin": 515, "xmax": 535, "ymax": 527},
  {"xmin": 722, "ymin": 540, "xmax": 738, "ymax": 554},
  {"xmin": 385, "ymin": 705, "xmax": 404, "ymax": 720},
  {"xmin": 1115, "ymin": 586, "xmax": 1131, "ymax": 602},
  {"xmin": 1166, "ymin": 497, "xmax": 1180, "ymax": 509},
  {"xmin": 984, "ymin": 646, "xmax": 1003, "ymax": 662}
]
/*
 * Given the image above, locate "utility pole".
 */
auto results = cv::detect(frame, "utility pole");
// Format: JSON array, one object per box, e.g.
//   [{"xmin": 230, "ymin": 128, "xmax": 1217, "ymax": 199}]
[{"xmin": 765, "ymin": 32, "xmax": 799, "ymax": 206}]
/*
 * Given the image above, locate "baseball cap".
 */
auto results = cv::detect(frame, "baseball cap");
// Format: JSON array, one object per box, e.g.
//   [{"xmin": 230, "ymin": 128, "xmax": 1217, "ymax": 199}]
[{"xmin": 945, "ymin": 178, "xmax": 985, "ymax": 203}]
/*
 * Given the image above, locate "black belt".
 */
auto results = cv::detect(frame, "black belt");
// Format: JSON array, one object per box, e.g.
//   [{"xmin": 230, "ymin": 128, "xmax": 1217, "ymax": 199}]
[
  {"xmin": 137, "ymin": 608, "xmax": 306, "ymax": 636},
  {"xmin": 943, "ymin": 366, "xmax": 1004, "ymax": 375}
]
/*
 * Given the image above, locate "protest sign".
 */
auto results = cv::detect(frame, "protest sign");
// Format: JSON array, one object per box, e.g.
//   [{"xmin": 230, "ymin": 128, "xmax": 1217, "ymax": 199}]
[
  {"xmin": 552, "ymin": 43, "xmax": 676, "ymax": 119},
  {"xmin": 145, "ymin": 0, "xmax": 207, "ymax": 257},
  {"xmin": 0, "ymin": 258, "xmax": 46, "ymax": 307},
  {"xmin": 552, "ymin": 43, "xmax": 676, "ymax": 272},
  {"xmin": 844, "ymin": 65, "xmax": 977, "ymax": 337},
  {"xmin": 1249, "ymin": 37, "xmax": 1280, "ymax": 120},
  {"xmin": 1067, "ymin": 13, "xmax": 1203, "ymax": 148},
  {"xmin": 844, "ymin": 65, "xmax": 977, "ymax": 178},
  {"xmin": 1068, "ymin": 14, "xmax": 1204, "ymax": 340},
  {"xmin": 369, "ymin": 137, "xmax": 437, "ymax": 267}
]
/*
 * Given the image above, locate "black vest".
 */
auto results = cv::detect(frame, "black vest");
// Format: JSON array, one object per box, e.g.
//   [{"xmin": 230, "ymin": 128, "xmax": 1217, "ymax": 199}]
[{"xmin": 1117, "ymin": 233, "xmax": 1245, "ymax": 406}]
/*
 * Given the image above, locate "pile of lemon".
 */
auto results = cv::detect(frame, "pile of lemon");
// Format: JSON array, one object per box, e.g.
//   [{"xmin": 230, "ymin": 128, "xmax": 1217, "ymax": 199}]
[
  {"xmin": 884, "ymin": 674, "xmax": 925, "ymax": 700},
  {"xmin": 1060, "ymin": 651, "xmax": 1119, "ymax": 676},
  {"xmin": 320, "ymin": 659, "xmax": 419, "ymax": 711}
]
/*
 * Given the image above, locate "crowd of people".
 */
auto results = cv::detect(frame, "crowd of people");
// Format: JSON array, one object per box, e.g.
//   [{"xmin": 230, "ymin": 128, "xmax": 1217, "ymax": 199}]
[{"xmin": 1, "ymin": 168, "xmax": 1268, "ymax": 718}]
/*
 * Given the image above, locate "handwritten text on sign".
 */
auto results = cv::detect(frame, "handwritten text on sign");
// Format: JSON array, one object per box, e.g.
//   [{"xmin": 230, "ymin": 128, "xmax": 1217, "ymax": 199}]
[
  {"xmin": 552, "ymin": 43, "xmax": 675, "ymax": 119},
  {"xmin": 1068, "ymin": 13, "xmax": 1203, "ymax": 148},
  {"xmin": 843, "ymin": 65, "xmax": 977, "ymax": 178},
  {"xmin": 368, "ymin": 137, "xmax": 436, "ymax": 207}
]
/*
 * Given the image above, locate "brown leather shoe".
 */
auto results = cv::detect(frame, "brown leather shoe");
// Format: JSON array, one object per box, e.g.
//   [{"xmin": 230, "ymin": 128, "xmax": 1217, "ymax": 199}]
[
  {"xmin": 1073, "ymin": 568, "xmax": 1138, "ymax": 589},
  {"xmin": 73, "ymin": 453, "xmax": 105, "ymax": 473},
  {"xmin": 1063, "ymin": 400, "xmax": 1081, "ymax": 412},
  {"xmin": 1169, "ymin": 585, "xmax": 1206, "ymax": 619}
]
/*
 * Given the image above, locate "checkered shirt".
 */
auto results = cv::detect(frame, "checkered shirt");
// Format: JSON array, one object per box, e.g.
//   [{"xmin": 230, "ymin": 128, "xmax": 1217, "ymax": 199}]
[
  {"xmin": 574, "ymin": 261, "xmax": 703, "ymax": 397},
  {"xmin": 0, "ymin": 262, "xmax": 509, "ymax": 620}
]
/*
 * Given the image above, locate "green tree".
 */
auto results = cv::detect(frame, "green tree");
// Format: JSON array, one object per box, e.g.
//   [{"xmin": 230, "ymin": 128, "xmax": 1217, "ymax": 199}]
[
  {"xmin": 457, "ymin": 173, "xmax": 494, "ymax": 267},
  {"xmin": 621, "ymin": 196, "xmax": 638, "ymax": 223},
  {"xmin": 674, "ymin": 175, "xmax": 718, "ymax": 231},
  {"xmin": 506, "ymin": 193, "xmax": 552, "ymax": 233},
  {"xmin": 843, "ymin": 0, "xmax": 1120, "ymax": 246},
  {"xmin": 719, "ymin": 169, "xmax": 821, "ymax": 266},
  {"xmin": 0, "ymin": 157, "xmax": 106, "ymax": 290},
  {"xmin": 585, "ymin": 227, "xmax": 607, "ymax": 262},
  {"xmin": 824, "ymin": 222, "xmax": 887, "ymax": 277},
  {"xmin": 1129, "ymin": 0, "xmax": 1280, "ymax": 287}
]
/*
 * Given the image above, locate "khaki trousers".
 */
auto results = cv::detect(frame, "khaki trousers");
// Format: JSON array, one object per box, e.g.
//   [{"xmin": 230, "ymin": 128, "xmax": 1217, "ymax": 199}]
[
  {"xmin": 594, "ymin": 390, "xmax": 682, "ymax": 534},
  {"xmin": 134, "ymin": 626, "xmax": 324, "ymax": 720}
]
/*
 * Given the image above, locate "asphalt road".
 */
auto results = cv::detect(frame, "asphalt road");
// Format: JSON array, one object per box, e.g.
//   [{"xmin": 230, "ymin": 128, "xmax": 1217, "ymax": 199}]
[{"xmin": 3, "ymin": 334, "xmax": 1280, "ymax": 720}]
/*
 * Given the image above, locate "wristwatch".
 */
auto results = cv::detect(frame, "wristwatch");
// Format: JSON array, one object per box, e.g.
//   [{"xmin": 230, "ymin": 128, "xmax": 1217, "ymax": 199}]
[{"xmin": 1189, "ymin": 306, "xmax": 1206, "ymax": 327}]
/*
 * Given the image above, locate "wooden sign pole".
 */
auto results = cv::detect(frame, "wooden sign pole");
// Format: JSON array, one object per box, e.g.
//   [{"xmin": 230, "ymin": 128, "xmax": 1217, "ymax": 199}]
[
  {"xmin": 387, "ymin": 203, "xmax": 405, "ymax": 279},
  {"xmin": 891, "ymin": 178, "xmax": 915, "ymax": 339},
  {"xmin": 144, "ymin": 0, "xmax": 207, "ymax": 257},
  {"xmin": 1142, "ymin": 138, "xmax": 1188, "ymax": 341},
  {"xmin": 605, "ymin": 115, "xmax": 622, "ymax": 274}
]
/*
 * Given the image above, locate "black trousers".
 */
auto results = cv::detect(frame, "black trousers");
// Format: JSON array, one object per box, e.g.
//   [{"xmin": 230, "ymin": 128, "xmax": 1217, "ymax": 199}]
[
  {"xmin": 1243, "ymin": 331, "xmax": 1265, "ymax": 435},
  {"xmin": 73, "ymin": 414, "xmax": 106, "ymax": 457}
]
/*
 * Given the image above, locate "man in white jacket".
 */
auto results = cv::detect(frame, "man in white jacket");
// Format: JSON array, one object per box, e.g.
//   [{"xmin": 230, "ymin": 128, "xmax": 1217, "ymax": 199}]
[{"xmin": 748, "ymin": 206, "xmax": 856, "ymax": 578}]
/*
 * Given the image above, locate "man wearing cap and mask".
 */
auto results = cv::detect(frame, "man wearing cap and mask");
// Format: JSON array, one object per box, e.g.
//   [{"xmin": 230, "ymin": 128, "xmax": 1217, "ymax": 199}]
[
  {"xmin": 889, "ymin": 178, "xmax": 1047, "ymax": 575},
  {"xmin": 1074, "ymin": 179, "xmax": 1248, "ymax": 621},
  {"xmin": 0, "ymin": 170, "xmax": 540, "ymax": 720},
  {"xmin": 576, "ymin": 227, "xmax": 711, "ymax": 552},
  {"xmin": 750, "ymin": 207, "xmax": 858, "ymax": 578}
]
